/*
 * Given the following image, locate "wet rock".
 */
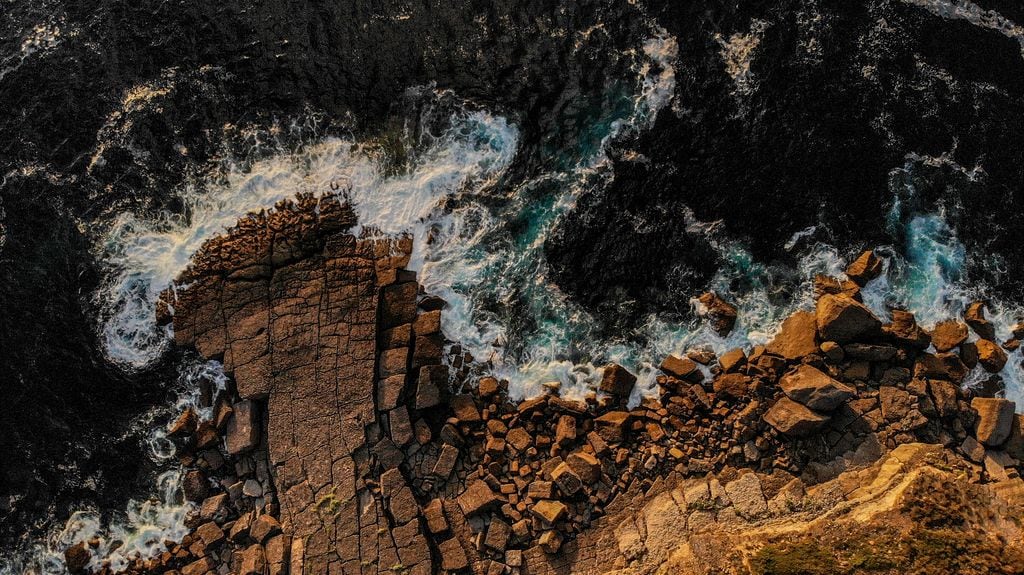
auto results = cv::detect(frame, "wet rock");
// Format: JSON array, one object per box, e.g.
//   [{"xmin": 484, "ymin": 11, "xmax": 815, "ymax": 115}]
[
  {"xmin": 600, "ymin": 363, "xmax": 637, "ymax": 397},
  {"xmin": 196, "ymin": 521, "xmax": 225, "ymax": 547},
  {"xmin": 183, "ymin": 469, "xmax": 209, "ymax": 502},
  {"xmin": 976, "ymin": 339, "xmax": 1008, "ymax": 373},
  {"xmin": 973, "ymin": 398, "xmax": 1016, "ymax": 446},
  {"xmin": 883, "ymin": 310, "xmax": 931, "ymax": 350},
  {"xmin": 660, "ymin": 354, "xmax": 702, "ymax": 382},
  {"xmin": 696, "ymin": 292, "xmax": 738, "ymax": 336},
  {"xmin": 764, "ymin": 397, "xmax": 829, "ymax": 437},
  {"xmin": 718, "ymin": 348, "xmax": 747, "ymax": 373},
  {"xmin": 965, "ymin": 301, "xmax": 997, "ymax": 341},
  {"xmin": 64, "ymin": 542, "xmax": 91, "ymax": 574},
  {"xmin": 168, "ymin": 407, "xmax": 197, "ymax": 437},
  {"xmin": 815, "ymin": 294, "xmax": 881, "ymax": 343},
  {"xmin": 845, "ymin": 250, "xmax": 883, "ymax": 286},
  {"xmin": 779, "ymin": 365, "xmax": 855, "ymax": 412},
  {"xmin": 478, "ymin": 376, "xmax": 500, "ymax": 398},
  {"xmin": 814, "ymin": 275, "xmax": 861, "ymax": 301},
  {"xmin": 766, "ymin": 311, "xmax": 818, "ymax": 360},
  {"xmin": 931, "ymin": 320, "xmax": 969, "ymax": 353},
  {"xmin": 225, "ymin": 400, "xmax": 259, "ymax": 456}
]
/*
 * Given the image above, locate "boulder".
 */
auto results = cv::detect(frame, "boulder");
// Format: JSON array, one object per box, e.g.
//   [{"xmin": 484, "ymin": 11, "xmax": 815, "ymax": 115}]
[
  {"xmin": 763, "ymin": 397, "xmax": 830, "ymax": 437},
  {"xmin": 814, "ymin": 274, "xmax": 861, "ymax": 300},
  {"xmin": 973, "ymin": 398, "xmax": 1016, "ymax": 446},
  {"xmin": 423, "ymin": 499, "xmax": 449, "ymax": 534},
  {"xmin": 531, "ymin": 500, "xmax": 568, "ymax": 524},
  {"xmin": 965, "ymin": 301, "xmax": 997, "ymax": 341},
  {"xmin": 240, "ymin": 544, "xmax": 268, "ymax": 575},
  {"xmin": 713, "ymin": 373, "xmax": 752, "ymax": 400},
  {"xmin": 779, "ymin": 364, "xmax": 855, "ymax": 411},
  {"xmin": 551, "ymin": 463, "xmax": 583, "ymax": 496},
  {"xmin": 485, "ymin": 518, "xmax": 511, "ymax": 551},
  {"xmin": 718, "ymin": 348, "xmax": 747, "ymax": 373},
  {"xmin": 250, "ymin": 514, "xmax": 281, "ymax": 543},
  {"xmin": 883, "ymin": 309, "xmax": 931, "ymax": 349},
  {"xmin": 928, "ymin": 379, "xmax": 960, "ymax": 418},
  {"xmin": 478, "ymin": 376, "xmax": 500, "ymax": 398},
  {"xmin": 439, "ymin": 538, "xmax": 469, "ymax": 571},
  {"xmin": 660, "ymin": 354, "xmax": 702, "ymax": 382},
  {"xmin": 976, "ymin": 339, "xmax": 1008, "ymax": 373},
  {"xmin": 842, "ymin": 343, "xmax": 897, "ymax": 361},
  {"xmin": 599, "ymin": 363, "xmax": 637, "ymax": 397},
  {"xmin": 167, "ymin": 407, "xmax": 197, "ymax": 437},
  {"xmin": 931, "ymin": 320, "xmax": 968, "ymax": 353},
  {"xmin": 697, "ymin": 292, "xmax": 738, "ymax": 336},
  {"xmin": 565, "ymin": 451, "xmax": 601, "ymax": 483},
  {"xmin": 554, "ymin": 415, "xmax": 576, "ymax": 446},
  {"xmin": 226, "ymin": 400, "xmax": 259, "ymax": 456},
  {"xmin": 594, "ymin": 411, "xmax": 631, "ymax": 443},
  {"xmin": 766, "ymin": 311, "xmax": 818, "ymax": 360},
  {"xmin": 451, "ymin": 394, "xmax": 481, "ymax": 423},
  {"xmin": 457, "ymin": 480, "xmax": 502, "ymax": 516},
  {"xmin": 538, "ymin": 530, "xmax": 564, "ymax": 554},
  {"xmin": 415, "ymin": 365, "xmax": 446, "ymax": 409},
  {"xmin": 845, "ymin": 250, "xmax": 883, "ymax": 286},
  {"xmin": 815, "ymin": 294, "xmax": 882, "ymax": 343},
  {"xmin": 64, "ymin": 542, "xmax": 91, "ymax": 574}
]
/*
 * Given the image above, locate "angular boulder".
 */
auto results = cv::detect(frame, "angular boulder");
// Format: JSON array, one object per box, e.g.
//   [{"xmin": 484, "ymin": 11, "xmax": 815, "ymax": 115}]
[
  {"xmin": 763, "ymin": 397, "xmax": 830, "ymax": 437},
  {"xmin": 845, "ymin": 250, "xmax": 884, "ymax": 286},
  {"xmin": 816, "ymin": 294, "xmax": 882, "ymax": 343},
  {"xmin": 779, "ymin": 364, "xmax": 855, "ymax": 412},
  {"xmin": 965, "ymin": 301, "xmax": 996, "ymax": 341},
  {"xmin": 931, "ymin": 320, "xmax": 968, "ymax": 353},
  {"xmin": 696, "ymin": 291, "xmax": 738, "ymax": 336},
  {"xmin": 600, "ymin": 363, "xmax": 637, "ymax": 397},
  {"xmin": 972, "ymin": 397, "xmax": 1016, "ymax": 446},
  {"xmin": 226, "ymin": 400, "xmax": 259, "ymax": 456},
  {"xmin": 883, "ymin": 309, "xmax": 931, "ymax": 350},
  {"xmin": 766, "ymin": 311, "xmax": 818, "ymax": 360},
  {"xmin": 976, "ymin": 339, "xmax": 1008, "ymax": 373}
]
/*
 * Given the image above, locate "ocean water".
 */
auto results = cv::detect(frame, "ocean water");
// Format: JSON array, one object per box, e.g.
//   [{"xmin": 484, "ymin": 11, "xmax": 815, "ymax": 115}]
[{"xmin": 13, "ymin": 20, "xmax": 1024, "ymax": 575}]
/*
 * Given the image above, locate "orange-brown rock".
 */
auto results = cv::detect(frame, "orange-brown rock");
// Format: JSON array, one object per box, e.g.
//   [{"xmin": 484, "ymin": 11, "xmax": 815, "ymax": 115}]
[
  {"xmin": 815, "ymin": 294, "xmax": 881, "ymax": 343},
  {"xmin": 766, "ymin": 310, "xmax": 818, "ymax": 360},
  {"xmin": 696, "ymin": 291, "xmax": 738, "ymax": 336},
  {"xmin": 931, "ymin": 319, "xmax": 968, "ymax": 353},
  {"xmin": 779, "ymin": 364, "xmax": 855, "ymax": 412},
  {"xmin": 599, "ymin": 363, "xmax": 637, "ymax": 397},
  {"xmin": 973, "ymin": 398, "xmax": 1016, "ymax": 446},
  {"xmin": 965, "ymin": 301, "xmax": 997, "ymax": 341},
  {"xmin": 845, "ymin": 250, "xmax": 883, "ymax": 286},
  {"xmin": 976, "ymin": 339, "xmax": 1008, "ymax": 373},
  {"xmin": 763, "ymin": 397, "xmax": 829, "ymax": 437},
  {"xmin": 883, "ymin": 309, "xmax": 931, "ymax": 350}
]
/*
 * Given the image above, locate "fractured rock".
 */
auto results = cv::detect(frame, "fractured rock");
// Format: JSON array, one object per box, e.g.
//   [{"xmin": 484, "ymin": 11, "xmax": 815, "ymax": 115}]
[
  {"xmin": 764, "ymin": 397, "xmax": 829, "ymax": 437},
  {"xmin": 816, "ymin": 294, "xmax": 881, "ymax": 343},
  {"xmin": 600, "ymin": 363, "xmax": 637, "ymax": 397},
  {"xmin": 931, "ymin": 320, "xmax": 968, "ymax": 353},
  {"xmin": 766, "ymin": 311, "xmax": 819, "ymax": 360},
  {"xmin": 779, "ymin": 364, "xmax": 855, "ymax": 412},
  {"xmin": 973, "ymin": 398, "xmax": 1016, "ymax": 446},
  {"xmin": 697, "ymin": 292, "xmax": 738, "ymax": 336},
  {"xmin": 845, "ymin": 250, "xmax": 883, "ymax": 286}
]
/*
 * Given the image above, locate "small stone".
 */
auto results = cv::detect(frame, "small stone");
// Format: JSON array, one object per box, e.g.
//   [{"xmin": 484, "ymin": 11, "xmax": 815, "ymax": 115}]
[
  {"xmin": 64, "ymin": 542, "xmax": 91, "ymax": 574},
  {"xmin": 240, "ymin": 543, "xmax": 268, "ymax": 575},
  {"xmin": 718, "ymin": 348, "xmax": 747, "ymax": 373},
  {"xmin": 478, "ymin": 376, "xmax": 500, "ymax": 398},
  {"xmin": 554, "ymin": 415, "xmax": 577, "ymax": 446},
  {"xmin": 820, "ymin": 341, "xmax": 844, "ymax": 362},
  {"xmin": 551, "ymin": 463, "xmax": 583, "ymax": 496},
  {"xmin": 424, "ymin": 499, "xmax": 449, "ymax": 534},
  {"xmin": 565, "ymin": 451, "xmax": 601, "ymax": 483},
  {"xmin": 965, "ymin": 301, "xmax": 997, "ymax": 341},
  {"xmin": 594, "ymin": 411, "xmax": 631, "ymax": 443},
  {"xmin": 452, "ymin": 394, "xmax": 481, "ymax": 423},
  {"xmin": 506, "ymin": 427, "xmax": 533, "ymax": 452},
  {"xmin": 660, "ymin": 354, "xmax": 702, "ymax": 381},
  {"xmin": 485, "ymin": 518, "xmax": 511, "ymax": 551},
  {"xmin": 195, "ymin": 521, "xmax": 225, "ymax": 547},
  {"xmin": 250, "ymin": 514, "xmax": 281, "ymax": 543}
]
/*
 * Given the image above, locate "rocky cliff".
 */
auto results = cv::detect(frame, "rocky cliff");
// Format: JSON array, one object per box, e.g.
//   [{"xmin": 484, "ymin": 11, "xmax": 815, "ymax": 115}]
[{"xmin": 64, "ymin": 196, "xmax": 1024, "ymax": 575}]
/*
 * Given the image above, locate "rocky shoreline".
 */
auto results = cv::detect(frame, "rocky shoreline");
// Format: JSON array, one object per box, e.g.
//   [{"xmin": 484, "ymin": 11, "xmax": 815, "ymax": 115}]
[{"xmin": 66, "ymin": 197, "xmax": 1024, "ymax": 574}]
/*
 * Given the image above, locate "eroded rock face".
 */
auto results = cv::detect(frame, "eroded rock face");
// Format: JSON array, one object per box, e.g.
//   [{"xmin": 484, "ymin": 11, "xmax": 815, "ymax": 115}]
[{"xmin": 166, "ymin": 194, "xmax": 432, "ymax": 574}]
